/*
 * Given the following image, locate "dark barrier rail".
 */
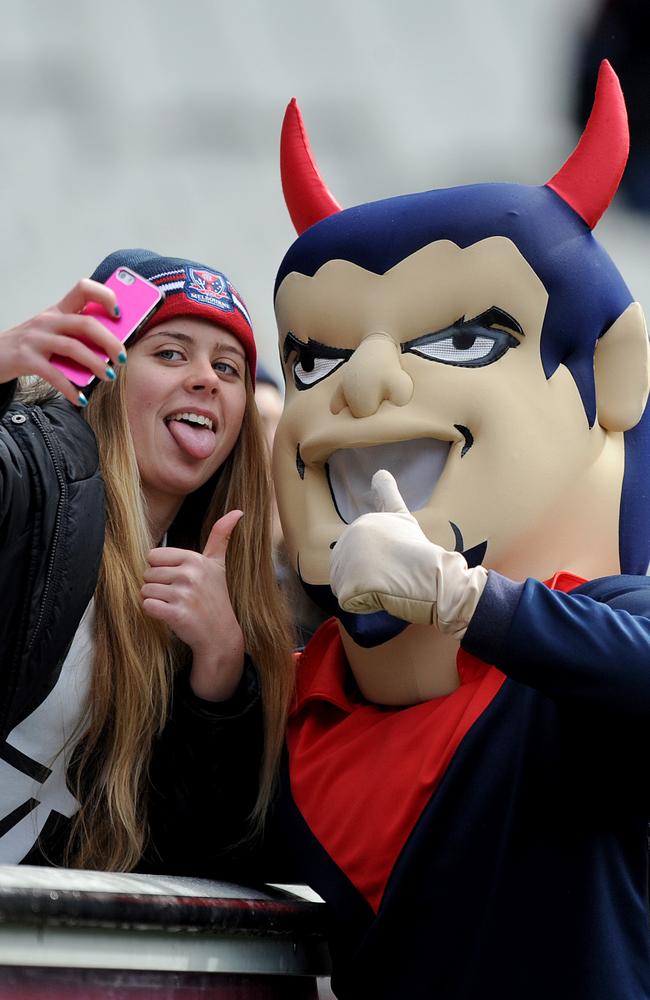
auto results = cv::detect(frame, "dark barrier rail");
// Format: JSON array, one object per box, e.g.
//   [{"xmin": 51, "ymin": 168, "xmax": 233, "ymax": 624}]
[{"xmin": 0, "ymin": 865, "xmax": 330, "ymax": 998}]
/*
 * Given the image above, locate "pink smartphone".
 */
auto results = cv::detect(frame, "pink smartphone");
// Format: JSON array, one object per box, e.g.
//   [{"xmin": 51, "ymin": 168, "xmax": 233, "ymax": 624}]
[{"xmin": 50, "ymin": 267, "xmax": 164, "ymax": 389}]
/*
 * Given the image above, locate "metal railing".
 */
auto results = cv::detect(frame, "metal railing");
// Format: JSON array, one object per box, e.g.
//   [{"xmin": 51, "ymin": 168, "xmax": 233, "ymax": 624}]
[{"xmin": 0, "ymin": 865, "xmax": 330, "ymax": 998}]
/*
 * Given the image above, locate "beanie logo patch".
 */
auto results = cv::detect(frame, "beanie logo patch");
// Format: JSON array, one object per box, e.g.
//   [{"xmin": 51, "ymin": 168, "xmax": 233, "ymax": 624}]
[{"xmin": 184, "ymin": 267, "xmax": 235, "ymax": 313}]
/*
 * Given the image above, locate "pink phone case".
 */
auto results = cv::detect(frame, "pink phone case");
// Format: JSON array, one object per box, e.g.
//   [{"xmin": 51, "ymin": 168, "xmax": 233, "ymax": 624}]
[{"xmin": 50, "ymin": 267, "xmax": 164, "ymax": 388}]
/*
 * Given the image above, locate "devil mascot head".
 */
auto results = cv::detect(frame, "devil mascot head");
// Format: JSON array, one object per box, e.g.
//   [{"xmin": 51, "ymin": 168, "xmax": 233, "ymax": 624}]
[
  {"xmin": 269, "ymin": 63, "xmax": 650, "ymax": 1000},
  {"xmin": 274, "ymin": 60, "xmax": 650, "ymax": 643}
]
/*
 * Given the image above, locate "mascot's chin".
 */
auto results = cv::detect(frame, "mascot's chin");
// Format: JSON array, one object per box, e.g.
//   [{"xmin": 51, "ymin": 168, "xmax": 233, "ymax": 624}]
[{"xmin": 300, "ymin": 579, "xmax": 408, "ymax": 647}]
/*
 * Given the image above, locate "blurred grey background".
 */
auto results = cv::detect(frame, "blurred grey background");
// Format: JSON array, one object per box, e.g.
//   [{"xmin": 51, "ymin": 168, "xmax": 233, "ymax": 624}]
[
  {"xmin": 0, "ymin": 0, "xmax": 648, "ymax": 382},
  {"xmin": 1, "ymin": 5, "xmax": 648, "ymax": 997}
]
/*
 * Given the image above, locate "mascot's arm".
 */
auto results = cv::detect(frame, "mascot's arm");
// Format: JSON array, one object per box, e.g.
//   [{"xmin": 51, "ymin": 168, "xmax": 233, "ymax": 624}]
[
  {"xmin": 463, "ymin": 573, "xmax": 650, "ymax": 718},
  {"xmin": 329, "ymin": 469, "xmax": 488, "ymax": 638}
]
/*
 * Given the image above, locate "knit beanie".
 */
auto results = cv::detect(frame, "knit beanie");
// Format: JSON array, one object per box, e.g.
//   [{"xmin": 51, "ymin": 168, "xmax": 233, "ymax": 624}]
[{"xmin": 91, "ymin": 249, "xmax": 257, "ymax": 385}]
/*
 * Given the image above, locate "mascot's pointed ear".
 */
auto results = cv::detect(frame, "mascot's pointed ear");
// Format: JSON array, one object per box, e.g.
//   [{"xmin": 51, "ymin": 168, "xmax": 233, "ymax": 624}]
[
  {"xmin": 594, "ymin": 302, "xmax": 650, "ymax": 431},
  {"xmin": 280, "ymin": 98, "xmax": 342, "ymax": 235},
  {"xmin": 546, "ymin": 60, "xmax": 628, "ymax": 229}
]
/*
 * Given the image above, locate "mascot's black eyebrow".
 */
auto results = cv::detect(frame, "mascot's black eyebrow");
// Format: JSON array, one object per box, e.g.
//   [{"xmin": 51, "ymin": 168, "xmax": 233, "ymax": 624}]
[
  {"xmin": 283, "ymin": 332, "xmax": 353, "ymax": 363},
  {"xmin": 469, "ymin": 306, "xmax": 524, "ymax": 335}
]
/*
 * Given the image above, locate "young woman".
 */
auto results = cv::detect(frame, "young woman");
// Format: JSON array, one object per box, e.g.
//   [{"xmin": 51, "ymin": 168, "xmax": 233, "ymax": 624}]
[{"xmin": 0, "ymin": 248, "xmax": 294, "ymax": 874}]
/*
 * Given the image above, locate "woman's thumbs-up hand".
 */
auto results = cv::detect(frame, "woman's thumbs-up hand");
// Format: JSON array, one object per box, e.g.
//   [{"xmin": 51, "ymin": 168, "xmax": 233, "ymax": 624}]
[{"xmin": 142, "ymin": 510, "xmax": 246, "ymax": 701}]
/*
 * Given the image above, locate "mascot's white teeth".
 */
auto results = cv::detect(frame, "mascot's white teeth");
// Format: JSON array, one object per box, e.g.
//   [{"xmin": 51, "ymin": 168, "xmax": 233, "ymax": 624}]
[{"xmin": 326, "ymin": 439, "xmax": 450, "ymax": 523}]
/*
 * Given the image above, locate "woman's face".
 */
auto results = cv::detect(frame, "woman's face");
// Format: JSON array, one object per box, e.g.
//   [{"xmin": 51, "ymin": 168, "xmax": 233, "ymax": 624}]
[{"xmin": 124, "ymin": 316, "xmax": 247, "ymax": 515}]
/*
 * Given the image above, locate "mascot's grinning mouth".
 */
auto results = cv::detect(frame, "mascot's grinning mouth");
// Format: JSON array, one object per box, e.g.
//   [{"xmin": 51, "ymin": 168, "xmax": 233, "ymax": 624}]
[{"xmin": 325, "ymin": 439, "xmax": 451, "ymax": 524}]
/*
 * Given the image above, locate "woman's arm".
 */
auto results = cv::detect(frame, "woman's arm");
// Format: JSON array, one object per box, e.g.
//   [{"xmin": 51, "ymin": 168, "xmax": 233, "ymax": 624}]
[{"xmin": 141, "ymin": 658, "xmax": 265, "ymax": 879}]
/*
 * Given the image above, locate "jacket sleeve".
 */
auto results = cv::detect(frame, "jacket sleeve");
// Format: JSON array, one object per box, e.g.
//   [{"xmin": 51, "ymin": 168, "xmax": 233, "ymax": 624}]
[
  {"xmin": 140, "ymin": 656, "xmax": 265, "ymax": 879},
  {"xmin": 462, "ymin": 572, "xmax": 650, "ymax": 718}
]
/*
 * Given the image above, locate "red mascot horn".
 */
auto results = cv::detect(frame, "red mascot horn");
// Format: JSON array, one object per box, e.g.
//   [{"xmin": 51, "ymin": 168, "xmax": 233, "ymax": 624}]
[
  {"xmin": 281, "ymin": 98, "xmax": 342, "ymax": 235},
  {"xmin": 546, "ymin": 60, "xmax": 629, "ymax": 229}
]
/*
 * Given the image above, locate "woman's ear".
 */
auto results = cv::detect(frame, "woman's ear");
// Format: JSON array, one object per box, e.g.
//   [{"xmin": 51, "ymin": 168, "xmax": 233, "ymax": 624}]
[{"xmin": 594, "ymin": 302, "xmax": 650, "ymax": 431}]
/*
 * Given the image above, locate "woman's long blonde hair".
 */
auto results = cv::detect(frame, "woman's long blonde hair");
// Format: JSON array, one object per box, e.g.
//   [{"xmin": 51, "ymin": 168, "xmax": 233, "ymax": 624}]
[{"xmin": 64, "ymin": 366, "xmax": 294, "ymax": 870}]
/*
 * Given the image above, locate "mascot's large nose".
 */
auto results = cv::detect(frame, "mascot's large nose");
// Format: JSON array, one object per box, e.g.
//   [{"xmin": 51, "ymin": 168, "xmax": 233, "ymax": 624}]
[{"xmin": 330, "ymin": 333, "xmax": 413, "ymax": 418}]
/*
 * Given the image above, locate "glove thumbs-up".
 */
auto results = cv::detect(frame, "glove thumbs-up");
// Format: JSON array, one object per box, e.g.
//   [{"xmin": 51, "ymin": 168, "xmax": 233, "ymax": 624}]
[{"xmin": 371, "ymin": 469, "xmax": 410, "ymax": 515}]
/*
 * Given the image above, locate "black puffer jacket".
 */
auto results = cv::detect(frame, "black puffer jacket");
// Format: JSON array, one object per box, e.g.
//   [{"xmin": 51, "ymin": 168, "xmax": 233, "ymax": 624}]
[{"xmin": 0, "ymin": 382, "xmax": 263, "ymax": 875}]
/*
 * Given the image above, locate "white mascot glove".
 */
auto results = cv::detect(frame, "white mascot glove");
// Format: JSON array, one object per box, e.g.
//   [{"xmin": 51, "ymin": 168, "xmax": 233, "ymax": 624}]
[{"xmin": 330, "ymin": 469, "xmax": 488, "ymax": 639}]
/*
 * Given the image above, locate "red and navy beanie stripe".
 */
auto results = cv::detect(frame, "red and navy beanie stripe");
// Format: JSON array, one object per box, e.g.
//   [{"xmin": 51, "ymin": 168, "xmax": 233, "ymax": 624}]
[{"xmin": 91, "ymin": 249, "xmax": 257, "ymax": 384}]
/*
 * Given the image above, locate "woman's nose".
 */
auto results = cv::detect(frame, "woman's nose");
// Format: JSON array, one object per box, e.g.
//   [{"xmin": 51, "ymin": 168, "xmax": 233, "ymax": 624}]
[
  {"xmin": 185, "ymin": 360, "xmax": 220, "ymax": 394},
  {"xmin": 330, "ymin": 332, "xmax": 413, "ymax": 417}
]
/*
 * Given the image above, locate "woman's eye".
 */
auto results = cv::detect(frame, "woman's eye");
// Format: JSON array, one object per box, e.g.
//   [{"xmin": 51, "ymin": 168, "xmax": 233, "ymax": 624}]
[
  {"xmin": 293, "ymin": 352, "xmax": 347, "ymax": 389},
  {"xmin": 156, "ymin": 348, "xmax": 184, "ymax": 361},
  {"xmin": 405, "ymin": 327, "xmax": 520, "ymax": 368},
  {"xmin": 213, "ymin": 360, "xmax": 240, "ymax": 377}
]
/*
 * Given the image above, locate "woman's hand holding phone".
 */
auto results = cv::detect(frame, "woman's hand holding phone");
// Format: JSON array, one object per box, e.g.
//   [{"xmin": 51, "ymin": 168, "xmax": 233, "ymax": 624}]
[{"xmin": 0, "ymin": 278, "xmax": 126, "ymax": 406}]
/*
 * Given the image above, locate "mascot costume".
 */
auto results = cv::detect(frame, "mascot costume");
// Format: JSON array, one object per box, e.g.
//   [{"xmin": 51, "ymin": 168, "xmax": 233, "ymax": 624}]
[{"xmin": 269, "ymin": 62, "xmax": 650, "ymax": 999}]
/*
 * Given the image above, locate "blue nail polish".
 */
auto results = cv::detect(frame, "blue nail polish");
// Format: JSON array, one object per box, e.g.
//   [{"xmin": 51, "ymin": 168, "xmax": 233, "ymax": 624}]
[
  {"xmin": 105, "ymin": 366, "xmax": 117, "ymax": 381},
  {"xmin": 114, "ymin": 305, "xmax": 121, "ymax": 318},
  {"xmin": 78, "ymin": 392, "xmax": 88, "ymax": 407},
  {"xmin": 118, "ymin": 351, "xmax": 127, "ymax": 364}
]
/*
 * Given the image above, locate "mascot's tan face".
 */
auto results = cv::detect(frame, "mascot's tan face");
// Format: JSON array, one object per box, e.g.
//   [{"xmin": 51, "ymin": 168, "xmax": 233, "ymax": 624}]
[{"xmin": 274, "ymin": 236, "xmax": 630, "ymax": 587}]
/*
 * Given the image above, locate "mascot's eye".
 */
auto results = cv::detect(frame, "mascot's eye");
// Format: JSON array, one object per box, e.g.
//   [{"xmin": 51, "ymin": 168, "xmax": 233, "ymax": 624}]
[
  {"xmin": 294, "ymin": 353, "xmax": 348, "ymax": 388},
  {"xmin": 404, "ymin": 315, "xmax": 522, "ymax": 368},
  {"xmin": 283, "ymin": 335, "xmax": 353, "ymax": 390}
]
